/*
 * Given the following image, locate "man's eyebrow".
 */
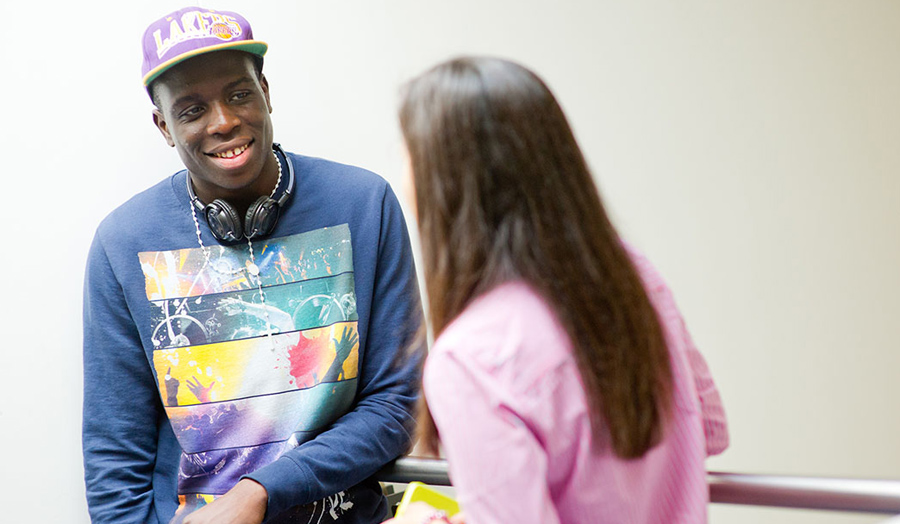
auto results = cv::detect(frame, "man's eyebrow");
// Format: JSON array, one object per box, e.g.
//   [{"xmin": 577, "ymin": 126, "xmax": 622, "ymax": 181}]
[
  {"xmin": 224, "ymin": 76, "xmax": 255, "ymax": 91},
  {"xmin": 172, "ymin": 93, "xmax": 201, "ymax": 109}
]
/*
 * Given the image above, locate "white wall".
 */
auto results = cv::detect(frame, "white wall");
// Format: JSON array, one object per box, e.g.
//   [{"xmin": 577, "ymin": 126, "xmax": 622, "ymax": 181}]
[{"xmin": 1, "ymin": 1, "xmax": 897, "ymax": 523}]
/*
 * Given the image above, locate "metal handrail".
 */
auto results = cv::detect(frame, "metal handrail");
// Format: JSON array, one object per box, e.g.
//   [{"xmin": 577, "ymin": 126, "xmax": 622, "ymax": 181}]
[
  {"xmin": 378, "ymin": 457, "xmax": 453, "ymax": 486},
  {"xmin": 376, "ymin": 457, "xmax": 900, "ymax": 515},
  {"xmin": 708, "ymin": 472, "xmax": 900, "ymax": 514}
]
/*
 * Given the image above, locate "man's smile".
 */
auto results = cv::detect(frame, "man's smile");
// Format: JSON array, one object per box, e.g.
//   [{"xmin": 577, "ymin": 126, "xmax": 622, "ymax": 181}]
[{"xmin": 208, "ymin": 141, "xmax": 252, "ymax": 159}]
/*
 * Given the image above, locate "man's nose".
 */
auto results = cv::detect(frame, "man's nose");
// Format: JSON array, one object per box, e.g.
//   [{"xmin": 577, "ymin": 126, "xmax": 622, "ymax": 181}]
[{"xmin": 206, "ymin": 102, "xmax": 240, "ymax": 135}]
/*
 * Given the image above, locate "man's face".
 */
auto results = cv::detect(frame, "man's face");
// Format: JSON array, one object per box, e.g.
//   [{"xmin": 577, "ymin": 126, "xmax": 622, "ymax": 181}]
[{"xmin": 152, "ymin": 51, "xmax": 275, "ymax": 203}]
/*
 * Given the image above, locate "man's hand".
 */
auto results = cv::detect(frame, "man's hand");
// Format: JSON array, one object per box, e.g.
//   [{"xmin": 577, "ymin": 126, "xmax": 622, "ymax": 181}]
[{"xmin": 183, "ymin": 479, "xmax": 268, "ymax": 524}]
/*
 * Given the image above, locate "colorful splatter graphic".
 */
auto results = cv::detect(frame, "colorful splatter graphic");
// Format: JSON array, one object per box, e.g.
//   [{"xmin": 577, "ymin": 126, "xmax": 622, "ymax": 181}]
[{"xmin": 139, "ymin": 225, "xmax": 360, "ymax": 514}]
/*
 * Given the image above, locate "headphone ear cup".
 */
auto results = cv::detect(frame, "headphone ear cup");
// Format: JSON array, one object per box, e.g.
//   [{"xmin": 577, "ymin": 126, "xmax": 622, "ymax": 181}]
[
  {"xmin": 205, "ymin": 199, "xmax": 244, "ymax": 243},
  {"xmin": 244, "ymin": 196, "xmax": 281, "ymax": 240}
]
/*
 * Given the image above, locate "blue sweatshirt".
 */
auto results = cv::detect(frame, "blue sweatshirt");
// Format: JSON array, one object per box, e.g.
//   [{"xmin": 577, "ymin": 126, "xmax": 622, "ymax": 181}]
[{"xmin": 83, "ymin": 151, "xmax": 422, "ymax": 523}]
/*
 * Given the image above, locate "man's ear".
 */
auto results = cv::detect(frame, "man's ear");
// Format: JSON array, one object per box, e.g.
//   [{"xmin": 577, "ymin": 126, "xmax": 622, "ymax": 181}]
[
  {"xmin": 260, "ymin": 74, "xmax": 273, "ymax": 114},
  {"xmin": 152, "ymin": 109, "xmax": 176, "ymax": 147}
]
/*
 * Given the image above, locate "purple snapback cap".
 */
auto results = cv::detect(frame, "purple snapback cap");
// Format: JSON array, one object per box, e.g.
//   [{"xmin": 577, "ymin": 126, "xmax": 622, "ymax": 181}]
[{"xmin": 141, "ymin": 6, "xmax": 267, "ymax": 86}]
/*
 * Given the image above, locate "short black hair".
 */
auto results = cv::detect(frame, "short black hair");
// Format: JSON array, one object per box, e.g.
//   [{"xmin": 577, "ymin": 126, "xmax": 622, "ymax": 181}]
[{"xmin": 147, "ymin": 52, "xmax": 265, "ymax": 108}]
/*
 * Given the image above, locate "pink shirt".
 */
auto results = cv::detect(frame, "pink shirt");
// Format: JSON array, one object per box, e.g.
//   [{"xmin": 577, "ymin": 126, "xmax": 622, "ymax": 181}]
[{"xmin": 423, "ymin": 250, "xmax": 728, "ymax": 524}]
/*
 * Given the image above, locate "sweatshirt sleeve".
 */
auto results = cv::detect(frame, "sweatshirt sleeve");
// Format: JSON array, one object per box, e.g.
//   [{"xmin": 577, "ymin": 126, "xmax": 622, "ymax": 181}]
[
  {"xmin": 245, "ymin": 184, "xmax": 424, "ymax": 517},
  {"xmin": 83, "ymin": 231, "xmax": 163, "ymax": 524}
]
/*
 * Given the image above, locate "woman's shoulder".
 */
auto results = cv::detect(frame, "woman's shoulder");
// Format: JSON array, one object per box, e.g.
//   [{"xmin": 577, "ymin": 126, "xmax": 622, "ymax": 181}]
[
  {"xmin": 621, "ymin": 241, "xmax": 676, "ymax": 296},
  {"xmin": 621, "ymin": 241, "xmax": 685, "ymax": 329}
]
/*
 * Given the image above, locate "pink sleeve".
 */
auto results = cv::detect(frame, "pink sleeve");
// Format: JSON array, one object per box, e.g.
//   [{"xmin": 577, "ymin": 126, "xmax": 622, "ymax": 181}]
[
  {"xmin": 626, "ymin": 245, "xmax": 729, "ymax": 457},
  {"xmin": 423, "ymin": 351, "xmax": 561, "ymax": 524},
  {"xmin": 680, "ymin": 318, "xmax": 729, "ymax": 456}
]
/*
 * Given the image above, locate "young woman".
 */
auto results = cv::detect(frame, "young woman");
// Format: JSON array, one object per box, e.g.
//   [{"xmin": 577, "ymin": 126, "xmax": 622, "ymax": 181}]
[{"xmin": 389, "ymin": 56, "xmax": 728, "ymax": 524}]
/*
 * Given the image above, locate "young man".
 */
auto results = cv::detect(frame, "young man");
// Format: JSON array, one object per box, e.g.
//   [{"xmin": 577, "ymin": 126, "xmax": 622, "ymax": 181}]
[{"xmin": 82, "ymin": 7, "xmax": 422, "ymax": 524}]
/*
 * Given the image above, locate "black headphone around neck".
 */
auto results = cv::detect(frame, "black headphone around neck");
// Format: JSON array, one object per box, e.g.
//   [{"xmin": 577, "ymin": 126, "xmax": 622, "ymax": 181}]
[{"xmin": 186, "ymin": 143, "xmax": 295, "ymax": 243}]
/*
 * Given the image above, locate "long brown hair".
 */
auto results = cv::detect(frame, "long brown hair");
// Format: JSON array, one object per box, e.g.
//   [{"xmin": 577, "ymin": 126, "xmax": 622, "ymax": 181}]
[{"xmin": 400, "ymin": 56, "xmax": 673, "ymax": 459}]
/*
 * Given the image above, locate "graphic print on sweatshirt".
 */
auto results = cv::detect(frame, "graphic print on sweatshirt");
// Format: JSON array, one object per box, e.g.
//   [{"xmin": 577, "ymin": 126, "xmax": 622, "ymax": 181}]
[{"xmin": 139, "ymin": 224, "xmax": 359, "ymax": 521}]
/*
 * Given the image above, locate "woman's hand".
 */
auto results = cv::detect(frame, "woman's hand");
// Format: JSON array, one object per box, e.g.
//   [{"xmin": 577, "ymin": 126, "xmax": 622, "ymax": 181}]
[{"xmin": 383, "ymin": 501, "xmax": 466, "ymax": 524}]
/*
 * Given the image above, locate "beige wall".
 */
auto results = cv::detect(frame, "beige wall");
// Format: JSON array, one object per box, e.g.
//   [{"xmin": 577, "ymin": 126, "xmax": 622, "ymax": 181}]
[{"xmin": 2, "ymin": 1, "xmax": 897, "ymax": 522}]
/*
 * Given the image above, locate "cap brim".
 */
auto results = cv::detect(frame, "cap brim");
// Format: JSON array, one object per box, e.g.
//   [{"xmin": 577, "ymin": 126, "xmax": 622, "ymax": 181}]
[{"xmin": 143, "ymin": 40, "xmax": 268, "ymax": 86}]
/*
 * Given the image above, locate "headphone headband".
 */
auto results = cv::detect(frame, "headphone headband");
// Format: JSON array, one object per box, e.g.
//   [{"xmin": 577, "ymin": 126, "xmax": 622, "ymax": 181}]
[{"xmin": 273, "ymin": 143, "xmax": 295, "ymax": 206}]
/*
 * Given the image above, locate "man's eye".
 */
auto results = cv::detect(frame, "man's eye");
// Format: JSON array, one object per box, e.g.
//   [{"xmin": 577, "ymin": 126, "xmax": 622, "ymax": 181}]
[
  {"xmin": 180, "ymin": 107, "xmax": 203, "ymax": 119},
  {"xmin": 232, "ymin": 91, "xmax": 251, "ymax": 101}
]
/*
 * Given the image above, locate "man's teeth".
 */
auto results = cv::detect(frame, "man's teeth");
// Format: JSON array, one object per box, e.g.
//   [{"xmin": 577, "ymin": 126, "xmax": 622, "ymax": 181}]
[{"xmin": 213, "ymin": 144, "xmax": 249, "ymax": 158}]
